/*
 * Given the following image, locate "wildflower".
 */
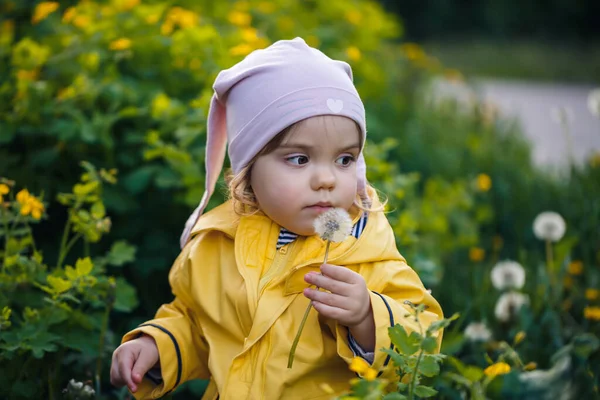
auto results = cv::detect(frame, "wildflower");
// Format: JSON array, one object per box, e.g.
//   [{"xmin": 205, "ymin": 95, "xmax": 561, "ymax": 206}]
[
  {"xmin": 588, "ymin": 88, "xmax": 600, "ymax": 117},
  {"xmin": 346, "ymin": 46, "xmax": 361, "ymax": 62},
  {"xmin": 228, "ymin": 10, "xmax": 251, "ymax": 26},
  {"xmin": 313, "ymin": 208, "xmax": 352, "ymax": 242},
  {"xmin": 532, "ymin": 211, "xmax": 566, "ymax": 242},
  {"xmin": 586, "ymin": 288, "xmax": 599, "ymax": 301},
  {"xmin": 484, "ymin": 362, "xmax": 511, "ymax": 378},
  {"xmin": 151, "ymin": 93, "xmax": 171, "ymax": 118},
  {"xmin": 550, "ymin": 106, "xmax": 574, "ymax": 125},
  {"xmin": 464, "ymin": 322, "xmax": 492, "ymax": 342},
  {"xmin": 16, "ymin": 189, "xmax": 45, "ymax": 219},
  {"xmin": 469, "ymin": 247, "xmax": 485, "ymax": 262},
  {"xmin": 567, "ymin": 260, "xmax": 583, "ymax": 275},
  {"xmin": 345, "ymin": 10, "xmax": 362, "ymax": 25},
  {"xmin": 475, "ymin": 173, "xmax": 492, "ymax": 192},
  {"xmin": 32, "ymin": 2, "xmax": 59, "ymax": 24},
  {"xmin": 524, "ymin": 362, "xmax": 537, "ymax": 371},
  {"xmin": 0, "ymin": 183, "xmax": 9, "ymax": 203},
  {"xmin": 491, "ymin": 260, "xmax": 526, "ymax": 290},
  {"xmin": 349, "ymin": 357, "xmax": 370, "ymax": 374},
  {"xmin": 494, "ymin": 292, "xmax": 529, "ymax": 322},
  {"xmin": 62, "ymin": 7, "xmax": 76, "ymax": 23},
  {"xmin": 584, "ymin": 306, "xmax": 600, "ymax": 321},
  {"xmin": 229, "ymin": 43, "xmax": 254, "ymax": 57},
  {"xmin": 109, "ymin": 38, "xmax": 132, "ymax": 51},
  {"xmin": 514, "ymin": 331, "xmax": 526, "ymax": 345}
]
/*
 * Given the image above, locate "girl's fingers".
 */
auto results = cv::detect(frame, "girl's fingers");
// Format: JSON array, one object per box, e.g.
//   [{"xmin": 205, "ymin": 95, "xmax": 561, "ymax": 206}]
[
  {"xmin": 320, "ymin": 263, "xmax": 360, "ymax": 284},
  {"xmin": 304, "ymin": 272, "xmax": 351, "ymax": 295},
  {"xmin": 304, "ymin": 288, "xmax": 349, "ymax": 309},
  {"xmin": 117, "ymin": 351, "xmax": 136, "ymax": 392},
  {"xmin": 310, "ymin": 300, "xmax": 346, "ymax": 321}
]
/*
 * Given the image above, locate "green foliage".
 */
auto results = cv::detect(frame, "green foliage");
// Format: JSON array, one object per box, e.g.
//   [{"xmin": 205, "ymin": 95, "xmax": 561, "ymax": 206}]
[{"xmin": 0, "ymin": 163, "xmax": 137, "ymax": 399}]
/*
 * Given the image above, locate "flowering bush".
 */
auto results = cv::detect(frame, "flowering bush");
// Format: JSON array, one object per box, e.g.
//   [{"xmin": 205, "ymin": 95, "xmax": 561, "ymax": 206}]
[{"xmin": 0, "ymin": 163, "xmax": 138, "ymax": 399}]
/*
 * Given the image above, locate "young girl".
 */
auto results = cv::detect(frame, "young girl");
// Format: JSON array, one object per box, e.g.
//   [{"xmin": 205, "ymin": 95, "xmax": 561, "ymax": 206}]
[{"xmin": 110, "ymin": 37, "xmax": 443, "ymax": 400}]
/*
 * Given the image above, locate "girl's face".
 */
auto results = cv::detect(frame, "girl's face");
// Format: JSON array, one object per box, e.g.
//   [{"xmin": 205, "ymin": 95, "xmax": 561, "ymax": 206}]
[{"xmin": 250, "ymin": 115, "xmax": 361, "ymax": 236}]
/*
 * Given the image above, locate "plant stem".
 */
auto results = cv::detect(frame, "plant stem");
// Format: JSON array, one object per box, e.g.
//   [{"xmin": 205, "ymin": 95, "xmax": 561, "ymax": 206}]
[
  {"xmin": 96, "ymin": 298, "xmax": 113, "ymax": 396},
  {"xmin": 287, "ymin": 240, "xmax": 331, "ymax": 368},
  {"xmin": 545, "ymin": 239, "xmax": 554, "ymax": 292},
  {"xmin": 57, "ymin": 214, "xmax": 72, "ymax": 269},
  {"xmin": 2, "ymin": 209, "xmax": 10, "ymax": 272},
  {"xmin": 408, "ymin": 312, "xmax": 425, "ymax": 400},
  {"xmin": 57, "ymin": 233, "xmax": 82, "ymax": 270}
]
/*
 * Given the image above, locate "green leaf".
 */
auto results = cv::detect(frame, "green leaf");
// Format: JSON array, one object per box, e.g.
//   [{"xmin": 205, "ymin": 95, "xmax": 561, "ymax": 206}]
[
  {"xmin": 122, "ymin": 166, "xmax": 158, "ymax": 194},
  {"xmin": 75, "ymin": 257, "xmax": 94, "ymax": 276},
  {"xmin": 414, "ymin": 385, "xmax": 438, "ymax": 398},
  {"xmin": 389, "ymin": 324, "xmax": 419, "ymax": 355},
  {"xmin": 91, "ymin": 201, "xmax": 106, "ymax": 219},
  {"xmin": 426, "ymin": 313, "xmax": 459, "ymax": 335},
  {"xmin": 421, "ymin": 337, "xmax": 437, "ymax": 353},
  {"xmin": 382, "ymin": 348, "xmax": 407, "ymax": 369},
  {"xmin": 383, "ymin": 393, "xmax": 407, "ymax": 400},
  {"xmin": 114, "ymin": 277, "xmax": 139, "ymax": 312},
  {"xmin": 418, "ymin": 355, "xmax": 441, "ymax": 377},
  {"xmin": 397, "ymin": 382, "xmax": 408, "ymax": 392},
  {"xmin": 106, "ymin": 241, "xmax": 136, "ymax": 267},
  {"xmin": 572, "ymin": 333, "xmax": 600, "ymax": 359}
]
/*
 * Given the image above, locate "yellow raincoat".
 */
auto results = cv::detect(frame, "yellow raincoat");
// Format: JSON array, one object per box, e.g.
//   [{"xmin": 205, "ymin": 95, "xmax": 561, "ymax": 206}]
[{"xmin": 123, "ymin": 198, "xmax": 443, "ymax": 399}]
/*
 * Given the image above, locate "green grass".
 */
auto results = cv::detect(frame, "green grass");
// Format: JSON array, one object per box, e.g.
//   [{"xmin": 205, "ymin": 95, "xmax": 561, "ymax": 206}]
[{"xmin": 424, "ymin": 39, "xmax": 600, "ymax": 84}]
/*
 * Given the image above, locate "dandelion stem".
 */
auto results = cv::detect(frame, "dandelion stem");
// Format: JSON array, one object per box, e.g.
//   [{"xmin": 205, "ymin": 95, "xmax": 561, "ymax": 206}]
[
  {"xmin": 545, "ymin": 239, "xmax": 554, "ymax": 290},
  {"xmin": 288, "ymin": 241, "xmax": 331, "ymax": 368}
]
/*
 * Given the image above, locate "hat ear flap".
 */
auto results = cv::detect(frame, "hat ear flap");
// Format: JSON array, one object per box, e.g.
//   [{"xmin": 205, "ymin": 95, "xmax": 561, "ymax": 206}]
[{"xmin": 180, "ymin": 95, "xmax": 228, "ymax": 248}]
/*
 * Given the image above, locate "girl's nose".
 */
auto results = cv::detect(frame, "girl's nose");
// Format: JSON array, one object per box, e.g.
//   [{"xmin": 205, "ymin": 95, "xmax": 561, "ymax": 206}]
[{"xmin": 311, "ymin": 164, "xmax": 336, "ymax": 191}]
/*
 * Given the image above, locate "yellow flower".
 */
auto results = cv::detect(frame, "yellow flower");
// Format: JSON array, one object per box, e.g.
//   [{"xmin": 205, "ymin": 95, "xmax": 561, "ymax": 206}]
[
  {"xmin": 345, "ymin": 10, "xmax": 362, "ymax": 25},
  {"xmin": 346, "ymin": 46, "xmax": 361, "ymax": 62},
  {"xmin": 151, "ymin": 93, "xmax": 171, "ymax": 118},
  {"xmin": 363, "ymin": 368, "xmax": 378, "ymax": 381},
  {"xmin": 0, "ymin": 183, "xmax": 9, "ymax": 204},
  {"xmin": 124, "ymin": 0, "xmax": 140, "ymax": 10},
  {"xmin": 62, "ymin": 7, "xmax": 76, "ymax": 23},
  {"xmin": 567, "ymin": 260, "xmax": 583, "ymax": 275},
  {"xmin": 241, "ymin": 27, "xmax": 258, "ymax": 43},
  {"xmin": 305, "ymin": 35, "xmax": 320, "ymax": 48},
  {"xmin": 349, "ymin": 357, "xmax": 370, "ymax": 374},
  {"xmin": 585, "ymin": 288, "xmax": 599, "ymax": 301},
  {"xmin": 514, "ymin": 331, "xmax": 526, "ymax": 345},
  {"xmin": 590, "ymin": 152, "xmax": 600, "ymax": 168},
  {"xmin": 229, "ymin": 43, "xmax": 254, "ymax": 57},
  {"xmin": 401, "ymin": 43, "xmax": 425, "ymax": 61},
  {"xmin": 32, "ymin": 2, "xmax": 59, "ymax": 24},
  {"xmin": 469, "ymin": 247, "xmax": 485, "ymax": 262},
  {"xmin": 145, "ymin": 13, "xmax": 160, "ymax": 24},
  {"xmin": 484, "ymin": 362, "xmax": 511, "ymax": 377},
  {"xmin": 584, "ymin": 306, "xmax": 600, "ymax": 321},
  {"xmin": 72, "ymin": 15, "xmax": 90, "ymax": 29},
  {"xmin": 161, "ymin": 21, "xmax": 174, "ymax": 35},
  {"xmin": 228, "ymin": 10, "xmax": 251, "ymax": 27},
  {"xmin": 476, "ymin": 173, "xmax": 492, "ymax": 192},
  {"xmin": 15, "ymin": 189, "xmax": 44, "ymax": 219},
  {"xmin": 110, "ymin": 38, "xmax": 132, "ymax": 51},
  {"xmin": 17, "ymin": 69, "xmax": 39, "ymax": 81},
  {"xmin": 524, "ymin": 362, "xmax": 537, "ymax": 371},
  {"xmin": 16, "ymin": 188, "xmax": 30, "ymax": 204}
]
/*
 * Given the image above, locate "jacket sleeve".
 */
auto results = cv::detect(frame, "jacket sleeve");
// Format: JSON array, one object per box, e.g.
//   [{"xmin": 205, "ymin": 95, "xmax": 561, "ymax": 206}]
[
  {"xmin": 334, "ymin": 258, "xmax": 444, "ymax": 380},
  {"xmin": 121, "ymin": 234, "xmax": 210, "ymax": 399}
]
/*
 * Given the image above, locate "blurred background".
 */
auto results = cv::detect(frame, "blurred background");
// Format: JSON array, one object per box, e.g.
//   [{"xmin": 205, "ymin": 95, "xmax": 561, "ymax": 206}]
[{"xmin": 0, "ymin": 0, "xmax": 599, "ymax": 399}]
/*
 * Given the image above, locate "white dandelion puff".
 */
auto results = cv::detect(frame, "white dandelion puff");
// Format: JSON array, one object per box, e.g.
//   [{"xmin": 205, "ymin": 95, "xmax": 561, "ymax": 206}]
[
  {"xmin": 533, "ymin": 211, "xmax": 566, "ymax": 242},
  {"xmin": 491, "ymin": 260, "xmax": 526, "ymax": 290},
  {"xmin": 313, "ymin": 208, "xmax": 352, "ymax": 242},
  {"xmin": 464, "ymin": 322, "xmax": 492, "ymax": 342},
  {"xmin": 588, "ymin": 88, "xmax": 600, "ymax": 117},
  {"xmin": 495, "ymin": 292, "xmax": 530, "ymax": 322}
]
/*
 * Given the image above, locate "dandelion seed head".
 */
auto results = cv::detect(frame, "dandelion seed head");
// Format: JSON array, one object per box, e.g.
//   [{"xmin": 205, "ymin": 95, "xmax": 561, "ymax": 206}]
[
  {"xmin": 533, "ymin": 211, "xmax": 566, "ymax": 242},
  {"xmin": 588, "ymin": 88, "xmax": 600, "ymax": 117},
  {"xmin": 491, "ymin": 260, "xmax": 526, "ymax": 290},
  {"xmin": 464, "ymin": 322, "xmax": 492, "ymax": 342},
  {"xmin": 494, "ymin": 292, "xmax": 529, "ymax": 323},
  {"xmin": 313, "ymin": 208, "xmax": 352, "ymax": 242}
]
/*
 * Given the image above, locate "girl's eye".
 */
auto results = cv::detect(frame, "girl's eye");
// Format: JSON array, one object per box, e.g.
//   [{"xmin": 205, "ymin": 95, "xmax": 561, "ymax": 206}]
[
  {"xmin": 335, "ymin": 155, "xmax": 355, "ymax": 166},
  {"xmin": 286, "ymin": 155, "xmax": 309, "ymax": 165}
]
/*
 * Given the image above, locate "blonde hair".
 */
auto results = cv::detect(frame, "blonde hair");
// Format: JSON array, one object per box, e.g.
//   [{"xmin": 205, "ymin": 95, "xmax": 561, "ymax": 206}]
[{"xmin": 225, "ymin": 121, "xmax": 386, "ymax": 216}]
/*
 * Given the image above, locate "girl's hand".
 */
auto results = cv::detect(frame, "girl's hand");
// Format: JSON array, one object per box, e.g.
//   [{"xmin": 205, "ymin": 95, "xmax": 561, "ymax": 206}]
[
  {"xmin": 110, "ymin": 335, "xmax": 160, "ymax": 393},
  {"xmin": 303, "ymin": 263, "xmax": 373, "ymax": 328}
]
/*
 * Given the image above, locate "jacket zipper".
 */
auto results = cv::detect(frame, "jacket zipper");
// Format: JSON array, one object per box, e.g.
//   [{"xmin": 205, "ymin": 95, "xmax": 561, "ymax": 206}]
[{"xmin": 258, "ymin": 242, "xmax": 294, "ymax": 295}]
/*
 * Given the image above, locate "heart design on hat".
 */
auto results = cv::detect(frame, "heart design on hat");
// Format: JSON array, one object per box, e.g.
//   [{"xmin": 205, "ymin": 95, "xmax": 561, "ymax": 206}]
[{"xmin": 327, "ymin": 98, "xmax": 344, "ymax": 113}]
